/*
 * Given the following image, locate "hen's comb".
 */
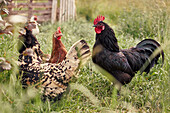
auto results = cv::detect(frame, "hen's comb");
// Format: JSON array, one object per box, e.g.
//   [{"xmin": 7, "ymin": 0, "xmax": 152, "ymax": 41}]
[
  {"xmin": 34, "ymin": 15, "xmax": 37, "ymax": 21},
  {"xmin": 57, "ymin": 27, "xmax": 61, "ymax": 33},
  {"xmin": 94, "ymin": 15, "xmax": 105, "ymax": 25}
]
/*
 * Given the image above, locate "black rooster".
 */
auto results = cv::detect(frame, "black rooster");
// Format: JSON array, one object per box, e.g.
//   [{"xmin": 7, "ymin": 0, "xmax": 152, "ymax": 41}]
[{"xmin": 92, "ymin": 15, "xmax": 164, "ymax": 85}]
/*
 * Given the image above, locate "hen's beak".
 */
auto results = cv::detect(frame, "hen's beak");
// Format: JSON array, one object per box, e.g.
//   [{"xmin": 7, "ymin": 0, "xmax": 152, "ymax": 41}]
[
  {"xmin": 58, "ymin": 33, "xmax": 63, "ymax": 37},
  {"xmin": 54, "ymin": 33, "xmax": 63, "ymax": 38}
]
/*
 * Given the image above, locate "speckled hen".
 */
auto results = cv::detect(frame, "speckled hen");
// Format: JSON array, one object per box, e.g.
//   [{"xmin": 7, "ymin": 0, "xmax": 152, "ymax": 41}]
[{"xmin": 18, "ymin": 27, "xmax": 91, "ymax": 101}]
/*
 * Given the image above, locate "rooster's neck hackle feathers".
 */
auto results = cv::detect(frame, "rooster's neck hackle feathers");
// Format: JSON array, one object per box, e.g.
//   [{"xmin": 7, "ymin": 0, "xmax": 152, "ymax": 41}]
[
  {"xmin": 93, "ymin": 15, "xmax": 119, "ymax": 52},
  {"xmin": 95, "ymin": 21, "xmax": 119, "ymax": 52}
]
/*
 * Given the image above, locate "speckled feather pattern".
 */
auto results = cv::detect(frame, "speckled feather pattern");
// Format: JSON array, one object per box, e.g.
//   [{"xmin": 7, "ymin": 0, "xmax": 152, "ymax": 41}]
[{"xmin": 18, "ymin": 36, "xmax": 91, "ymax": 101}]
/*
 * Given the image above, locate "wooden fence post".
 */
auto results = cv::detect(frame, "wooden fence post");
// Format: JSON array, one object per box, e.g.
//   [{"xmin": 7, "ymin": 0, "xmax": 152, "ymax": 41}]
[
  {"xmin": 8, "ymin": 0, "xmax": 13, "ymax": 13},
  {"xmin": 59, "ymin": 0, "xmax": 62, "ymax": 23},
  {"xmin": 59, "ymin": 0, "xmax": 76, "ymax": 23},
  {"xmin": 62, "ymin": 0, "xmax": 65, "ymax": 22},
  {"xmin": 51, "ymin": 0, "xmax": 57, "ymax": 24},
  {"xmin": 73, "ymin": 0, "xmax": 76, "ymax": 20},
  {"xmin": 65, "ymin": 0, "xmax": 68, "ymax": 21},
  {"xmin": 28, "ymin": 0, "xmax": 33, "ymax": 19},
  {"xmin": 8, "ymin": 0, "xmax": 76, "ymax": 23},
  {"xmin": 7, "ymin": 0, "xmax": 53, "ymax": 22},
  {"xmin": 68, "ymin": 0, "xmax": 71, "ymax": 20}
]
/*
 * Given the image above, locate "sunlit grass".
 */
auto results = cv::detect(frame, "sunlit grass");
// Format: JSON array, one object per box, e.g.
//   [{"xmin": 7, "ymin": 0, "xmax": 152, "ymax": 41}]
[
  {"xmin": 0, "ymin": 20, "xmax": 169, "ymax": 112},
  {"xmin": 0, "ymin": 0, "xmax": 169, "ymax": 112}
]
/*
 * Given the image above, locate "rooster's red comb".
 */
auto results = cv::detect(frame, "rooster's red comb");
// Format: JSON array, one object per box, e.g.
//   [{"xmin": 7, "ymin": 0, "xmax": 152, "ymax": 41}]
[
  {"xmin": 57, "ymin": 27, "xmax": 61, "ymax": 33},
  {"xmin": 94, "ymin": 15, "xmax": 105, "ymax": 25}
]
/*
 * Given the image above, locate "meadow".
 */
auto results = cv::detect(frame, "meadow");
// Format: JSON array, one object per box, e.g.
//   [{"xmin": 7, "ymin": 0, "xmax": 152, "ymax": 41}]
[{"xmin": 0, "ymin": 0, "xmax": 169, "ymax": 112}]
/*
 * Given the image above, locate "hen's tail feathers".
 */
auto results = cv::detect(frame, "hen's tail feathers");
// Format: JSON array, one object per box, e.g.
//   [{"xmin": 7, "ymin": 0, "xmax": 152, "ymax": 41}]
[
  {"xmin": 136, "ymin": 39, "xmax": 164, "ymax": 73},
  {"xmin": 63, "ymin": 39, "xmax": 91, "ymax": 74}
]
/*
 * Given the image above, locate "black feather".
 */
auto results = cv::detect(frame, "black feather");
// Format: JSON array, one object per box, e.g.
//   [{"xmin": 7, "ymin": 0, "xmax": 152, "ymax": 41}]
[{"xmin": 92, "ymin": 21, "xmax": 164, "ymax": 85}]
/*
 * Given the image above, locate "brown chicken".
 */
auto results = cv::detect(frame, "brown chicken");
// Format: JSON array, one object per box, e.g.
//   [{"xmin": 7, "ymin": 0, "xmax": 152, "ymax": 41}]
[
  {"xmin": 49, "ymin": 27, "xmax": 67, "ymax": 63},
  {"xmin": 92, "ymin": 15, "xmax": 164, "ymax": 85}
]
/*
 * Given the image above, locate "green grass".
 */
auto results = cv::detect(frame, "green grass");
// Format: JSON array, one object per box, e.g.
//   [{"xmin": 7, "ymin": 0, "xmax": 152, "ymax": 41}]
[
  {"xmin": 0, "ymin": 20, "xmax": 169, "ymax": 113},
  {"xmin": 0, "ymin": 0, "xmax": 170, "ymax": 112}
]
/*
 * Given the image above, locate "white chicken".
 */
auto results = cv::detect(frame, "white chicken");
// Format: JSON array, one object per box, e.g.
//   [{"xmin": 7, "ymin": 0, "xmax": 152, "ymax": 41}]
[{"xmin": 29, "ymin": 15, "xmax": 40, "ymax": 36}]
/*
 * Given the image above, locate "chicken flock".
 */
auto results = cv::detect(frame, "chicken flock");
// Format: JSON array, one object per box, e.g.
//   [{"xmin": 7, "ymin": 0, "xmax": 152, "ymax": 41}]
[
  {"xmin": 1, "ymin": 15, "xmax": 164, "ymax": 101},
  {"xmin": 17, "ymin": 17, "xmax": 91, "ymax": 101}
]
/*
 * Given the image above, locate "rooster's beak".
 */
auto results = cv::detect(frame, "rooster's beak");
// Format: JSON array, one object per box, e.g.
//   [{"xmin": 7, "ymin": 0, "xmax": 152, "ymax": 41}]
[{"xmin": 93, "ymin": 25, "xmax": 97, "ymax": 27}]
